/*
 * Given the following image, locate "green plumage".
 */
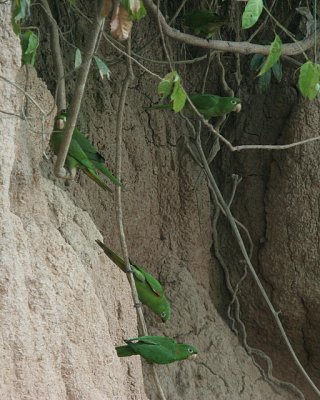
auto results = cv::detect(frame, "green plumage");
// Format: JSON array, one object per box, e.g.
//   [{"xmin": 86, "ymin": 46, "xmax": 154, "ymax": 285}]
[
  {"xmin": 50, "ymin": 112, "xmax": 123, "ymax": 191},
  {"xmin": 152, "ymin": 94, "xmax": 241, "ymax": 119},
  {"xmin": 116, "ymin": 336, "xmax": 198, "ymax": 364},
  {"xmin": 96, "ymin": 240, "xmax": 171, "ymax": 322},
  {"xmin": 182, "ymin": 10, "xmax": 226, "ymax": 38},
  {"xmin": 190, "ymin": 94, "xmax": 241, "ymax": 119}
]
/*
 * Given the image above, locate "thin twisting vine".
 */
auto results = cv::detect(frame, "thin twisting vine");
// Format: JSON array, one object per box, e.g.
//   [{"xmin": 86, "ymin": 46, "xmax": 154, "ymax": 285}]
[
  {"xmin": 115, "ymin": 35, "xmax": 167, "ymax": 400},
  {"xmin": 211, "ymin": 180, "xmax": 305, "ymax": 400},
  {"xmin": 151, "ymin": 1, "xmax": 319, "ymax": 397},
  {"xmin": 40, "ymin": 0, "xmax": 66, "ymax": 111},
  {"xmin": 195, "ymin": 132, "xmax": 320, "ymax": 397}
]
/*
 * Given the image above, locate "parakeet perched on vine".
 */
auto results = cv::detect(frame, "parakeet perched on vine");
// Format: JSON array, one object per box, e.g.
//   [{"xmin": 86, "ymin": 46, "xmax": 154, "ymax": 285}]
[
  {"xmin": 152, "ymin": 94, "xmax": 241, "ymax": 119},
  {"xmin": 116, "ymin": 336, "xmax": 198, "ymax": 364},
  {"xmin": 96, "ymin": 240, "xmax": 171, "ymax": 322},
  {"xmin": 182, "ymin": 10, "xmax": 226, "ymax": 38},
  {"xmin": 50, "ymin": 112, "xmax": 123, "ymax": 191}
]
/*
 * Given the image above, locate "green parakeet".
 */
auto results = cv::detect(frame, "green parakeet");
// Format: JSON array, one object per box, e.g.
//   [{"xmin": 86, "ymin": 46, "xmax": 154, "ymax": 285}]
[
  {"xmin": 50, "ymin": 112, "xmax": 123, "ymax": 191},
  {"xmin": 116, "ymin": 335, "xmax": 198, "ymax": 364},
  {"xmin": 182, "ymin": 10, "xmax": 226, "ymax": 38},
  {"xmin": 152, "ymin": 94, "xmax": 241, "ymax": 119},
  {"xmin": 96, "ymin": 240, "xmax": 171, "ymax": 322},
  {"xmin": 189, "ymin": 94, "xmax": 241, "ymax": 119}
]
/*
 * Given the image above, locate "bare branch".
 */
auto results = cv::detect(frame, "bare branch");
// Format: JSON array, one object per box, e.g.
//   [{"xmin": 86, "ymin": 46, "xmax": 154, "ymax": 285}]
[
  {"xmin": 156, "ymin": 0, "xmax": 173, "ymax": 71},
  {"xmin": 143, "ymin": 0, "xmax": 319, "ymax": 56},
  {"xmin": 102, "ymin": 32, "xmax": 163, "ymax": 79},
  {"xmin": 53, "ymin": 1, "xmax": 105, "ymax": 178},
  {"xmin": 40, "ymin": 0, "xmax": 66, "ymax": 111},
  {"xmin": 132, "ymin": 53, "xmax": 208, "ymax": 65},
  {"xmin": 233, "ymin": 137, "xmax": 320, "ymax": 151}
]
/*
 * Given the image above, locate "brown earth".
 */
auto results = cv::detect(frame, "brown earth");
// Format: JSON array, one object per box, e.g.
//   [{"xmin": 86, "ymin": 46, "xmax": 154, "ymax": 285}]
[{"xmin": 1, "ymin": 2, "xmax": 319, "ymax": 399}]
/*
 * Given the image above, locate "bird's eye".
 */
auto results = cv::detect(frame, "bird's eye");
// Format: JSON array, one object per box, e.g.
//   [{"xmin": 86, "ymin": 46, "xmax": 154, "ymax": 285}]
[
  {"xmin": 188, "ymin": 348, "xmax": 194, "ymax": 353},
  {"xmin": 231, "ymin": 100, "xmax": 237, "ymax": 104},
  {"xmin": 160, "ymin": 311, "xmax": 166, "ymax": 318}
]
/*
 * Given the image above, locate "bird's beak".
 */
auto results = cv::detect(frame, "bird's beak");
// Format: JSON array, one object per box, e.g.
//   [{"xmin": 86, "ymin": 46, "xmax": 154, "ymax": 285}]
[
  {"xmin": 189, "ymin": 354, "xmax": 197, "ymax": 360},
  {"xmin": 55, "ymin": 119, "xmax": 65, "ymax": 130},
  {"xmin": 234, "ymin": 103, "xmax": 242, "ymax": 113}
]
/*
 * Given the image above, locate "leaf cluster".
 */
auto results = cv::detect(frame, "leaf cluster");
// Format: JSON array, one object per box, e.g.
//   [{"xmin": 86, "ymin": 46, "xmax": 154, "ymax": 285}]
[
  {"xmin": 12, "ymin": 0, "xmax": 38, "ymax": 67},
  {"xmin": 241, "ymin": 0, "xmax": 319, "ymax": 99},
  {"xmin": 75, "ymin": 48, "xmax": 111, "ymax": 80},
  {"xmin": 11, "ymin": 0, "xmax": 320, "ymax": 100},
  {"xmin": 158, "ymin": 71, "xmax": 187, "ymax": 112},
  {"xmin": 250, "ymin": 35, "xmax": 282, "ymax": 93}
]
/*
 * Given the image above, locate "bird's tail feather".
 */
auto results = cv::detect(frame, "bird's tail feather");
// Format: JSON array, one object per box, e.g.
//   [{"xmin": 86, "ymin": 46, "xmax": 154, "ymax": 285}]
[
  {"xmin": 116, "ymin": 345, "xmax": 135, "ymax": 357},
  {"xmin": 92, "ymin": 161, "xmax": 125, "ymax": 188},
  {"xmin": 82, "ymin": 169, "xmax": 113, "ymax": 193},
  {"xmin": 148, "ymin": 103, "xmax": 172, "ymax": 111},
  {"xmin": 96, "ymin": 240, "xmax": 126, "ymax": 272}
]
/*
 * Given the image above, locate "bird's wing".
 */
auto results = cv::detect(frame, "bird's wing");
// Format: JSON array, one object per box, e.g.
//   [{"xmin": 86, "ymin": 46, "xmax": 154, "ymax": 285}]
[
  {"xmin": 69, "ymin": 140, "xmax": 113, "ymax": 192},
  {"xmin": 96, "ymin": 241, "xmax": 126, "ymax": 271},
  {"xmin": 92, "ymin": 161, "xmax": 124, "ymax": 187},
  {"xmin": 135, "ymin": 265, "xmax": 164, "ymax": 297},
  {"xmin": 125, "ymin": 336, "xmax": 175, "ymax": 345},
  {"xmin": 73, "ymin": 128, "xmax": 105, "ymax": 163}
]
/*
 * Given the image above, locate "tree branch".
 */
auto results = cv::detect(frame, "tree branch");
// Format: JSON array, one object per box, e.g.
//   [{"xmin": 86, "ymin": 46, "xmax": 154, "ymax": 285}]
[
  {"xmin": 53, "ymin": 1, "xmax": 105, "ymax": 178},
  {"xmin": 143, "ymin": 0, "xmax": 319, "ymax": 56},
  {"xmin": 40, "ymin": 0, "xmax": 66, "ymax": 111}
]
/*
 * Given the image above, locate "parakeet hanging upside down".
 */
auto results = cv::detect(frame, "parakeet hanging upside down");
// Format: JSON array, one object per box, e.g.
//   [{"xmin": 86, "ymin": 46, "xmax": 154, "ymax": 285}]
[
  {"xmin": 116, "ymin": 335, "xmax": 198, "ymax": 364},
  {"xmin": 50, "ymin": 112, "xmax": 123, "ymax": 191},
  {"xmin": 96, "ymin": 240, "xmax": 171, "ymax": 322}
]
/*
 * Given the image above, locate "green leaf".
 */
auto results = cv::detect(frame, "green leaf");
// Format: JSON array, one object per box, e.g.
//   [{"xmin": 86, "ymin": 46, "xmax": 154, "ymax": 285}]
[
  {"xmin": 242, "ymin": 0, "xmax": 263, "ymax": 29},
  {"xmin": 158, "ymin": 71, "xmax": 176, "ymax": 98},
  {"xmin": 13, "ymin": 0, "xmax": 31, "ymax": 22},
  {"xmin": 12, "ymin": 16, "xmax": 21, "ymax": 35},
  {"xmin": 12, "ymin": 0, "xmax": 31, "ymax": 35},
  {"xmin": 258, "ymin": 35, "xmax": 282, "ymax": 76},
  {"xmin": 258, "ymin": 69, "xmax": 271, "ymax": 92},
  {"xmin": 298, "ymin": 61, "xmax": 320, "ymax": 100},
  {"xmin": 20, "ymin": 30, "xmax": 38, "ymax": 66},
  {"xmin": 272, "ymin": 61, "xmax": 282, "ymax": 82},
  {"xmin": 94, "ymin": 56, "xmax": 111, "ymax": 80},
  {"xmin": 171, "ymin": 81, "xmax": 187, "ymax": 112},
  {"xmin": 120, "ymin": 0, "xmax": 147, "ymax": 21},
  {"xmin": 75, "ymin": 48, "xmax": 82, "ymax": 69},
  {"xmin": 250, "ymin": 54, "xmax": 265, "ymax": 71},
  {"xmin": 157, "ymin": 71, "xmax": 187, "ymax": 112}
]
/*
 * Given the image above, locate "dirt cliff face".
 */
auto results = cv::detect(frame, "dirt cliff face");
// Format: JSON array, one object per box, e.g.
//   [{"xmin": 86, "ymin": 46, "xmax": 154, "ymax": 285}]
[
  {"xmin": 259, "ymin": 97, "xmax": 320, "ymax": 398},
  {"xmin": 0, "ymin": 6, "xmax": 147, "ymax": 399},
  {"xmin": 0, "ymin": 2, "xmax": 316, "ymax": 399},
  {"xmin": 214, "ymin": 84, "xmax": 320, "ymax": 399}
]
